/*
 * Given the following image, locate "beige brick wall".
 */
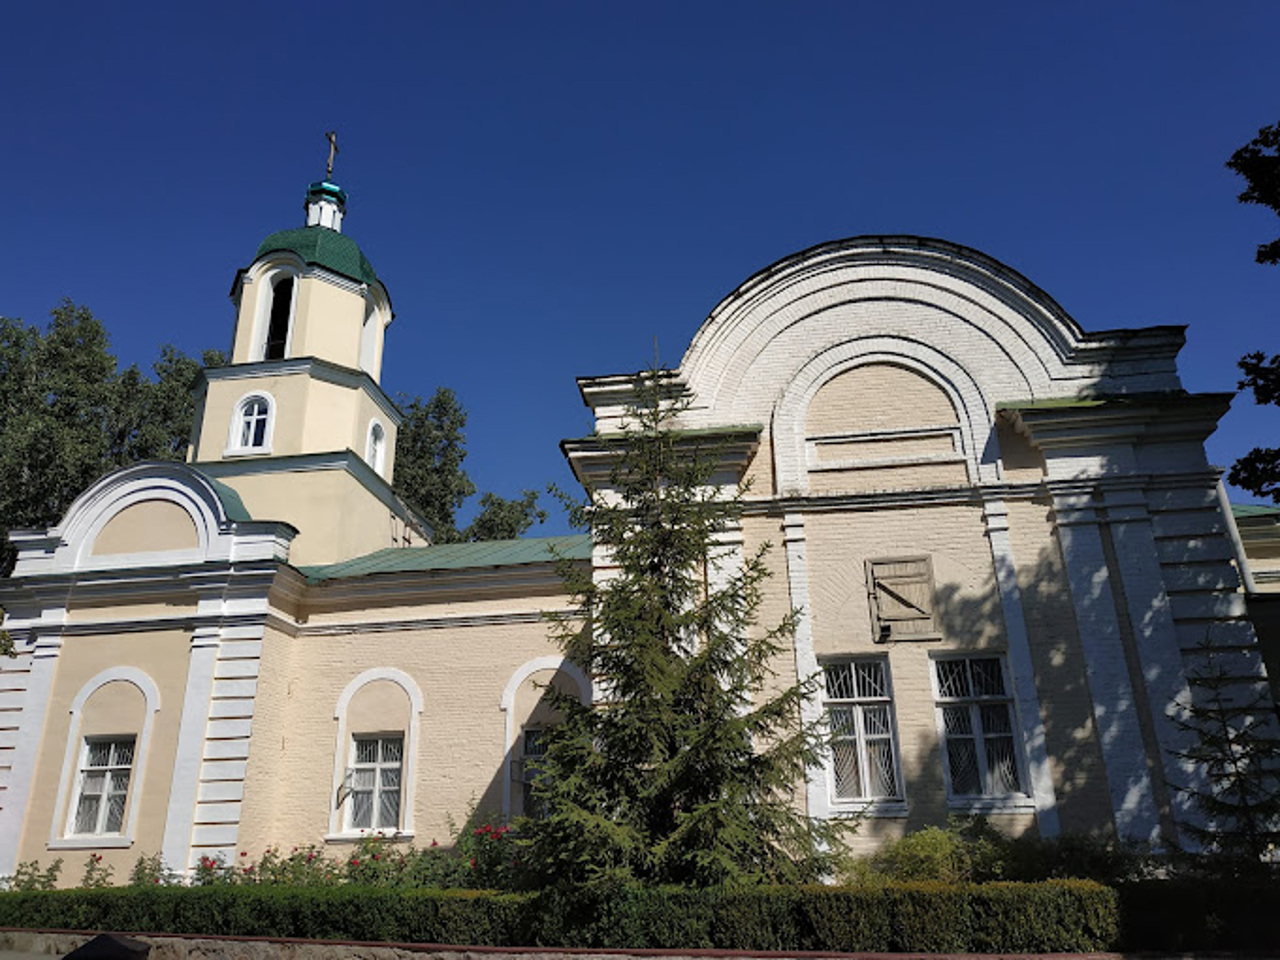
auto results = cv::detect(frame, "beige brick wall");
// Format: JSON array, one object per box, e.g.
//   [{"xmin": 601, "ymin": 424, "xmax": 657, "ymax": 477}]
[
  {"xmin": 238, "ymin": 613, "xmax": 574, "ymax": 852},
  {"xmin": 19, "ymin": 629, "xmax": 190, "ymax": 881}
]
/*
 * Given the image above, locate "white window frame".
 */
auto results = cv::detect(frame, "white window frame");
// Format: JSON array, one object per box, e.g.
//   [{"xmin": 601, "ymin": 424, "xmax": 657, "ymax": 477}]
[
  {"xmin": 225, "ymin": 392, "xmax": 275, "ymax": 457},
  {"xmin": 930, "ymin": 654, "xmax": 1032, "ymax": 808},
  {"xmin": 344, "ymin": 733, "xmax": 404, "ymax": 833},
  {"xmin": 821, "ymin": 658, "xmax": 905, "ymax": 812},
  {"xmin": 366, "ymin": 419, "xmax": 386, "ymax": 476},
  {"xmin": 66, "ymin": 736, "xmax": 136, "ymax": 838}
]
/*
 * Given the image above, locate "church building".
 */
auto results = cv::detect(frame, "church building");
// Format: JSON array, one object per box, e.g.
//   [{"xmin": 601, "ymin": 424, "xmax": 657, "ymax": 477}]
[{"xmin": 0, "ymin": 174, "xmax": 1272, "ymax": 879}]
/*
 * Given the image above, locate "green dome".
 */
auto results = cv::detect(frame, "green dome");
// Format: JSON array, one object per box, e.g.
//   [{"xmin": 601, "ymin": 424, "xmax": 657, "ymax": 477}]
[{"xmin": 254, "ymin": 226, "xmax": 380, "ymax": 287}]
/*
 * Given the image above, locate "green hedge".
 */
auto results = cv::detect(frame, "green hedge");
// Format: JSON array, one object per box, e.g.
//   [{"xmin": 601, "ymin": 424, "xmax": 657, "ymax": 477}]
[{"xmin": 0, "ymin": 880, "xmax": 1116, "ymax": 952}]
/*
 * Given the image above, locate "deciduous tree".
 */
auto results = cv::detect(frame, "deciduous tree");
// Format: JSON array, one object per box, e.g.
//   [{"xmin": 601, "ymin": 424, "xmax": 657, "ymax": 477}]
[
  {"xmin": 1226, "ymin": 124, "xmax": 1280, "ymax": 503},
  {"xmin": 393, "ymin": 388, "xmax": 545, "ymax": 542},
  {"xmin": 0, "ymin": 302, "xmax": 226, "ymax": 575}
]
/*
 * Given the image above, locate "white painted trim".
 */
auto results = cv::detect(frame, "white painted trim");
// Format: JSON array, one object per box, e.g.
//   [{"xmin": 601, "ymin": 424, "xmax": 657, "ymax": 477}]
[
  {"xmin": 161, "ymin": 628, "xmax": 221, "ymax": 872},
  {"xmin": 329, "ymin": 668, "xmax": 425, "ymax": 838},
  {"xmin": 982, "ymin": 498, "xmax": 1060, "ymax": 837},
  {"xmin": 0, "ymin": 632, "xmax": 63, "ymax": 875},
  {"xmin": 224, "ymin": 390, "xmax": 276, "ymax": 458},
  {"xmin": 783, "ymin": 513, "xmax": 830, "ymax": 822},
  {"xmin": 52, "ymin": 667, "xmax": 161, "ymax": 846},
  {"xmin": 499, "ymin": 656, "xmax": 591, "ymax": 819}
]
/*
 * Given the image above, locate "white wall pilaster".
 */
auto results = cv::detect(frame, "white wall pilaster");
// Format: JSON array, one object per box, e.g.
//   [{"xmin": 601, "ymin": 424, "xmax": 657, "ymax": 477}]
[
  {"xmin": 982, "ymin": 498, "xmax": 1060, "ymax": 838},
  {"xmin": 160, "ymin": 622, "xmax": 221, "ymax": 872},
  {"xmin": 783, "ymin": 512, "xmax": 829, "ymax": 821},
  {"xmin": 1053, "ymin": 493, "xmax": 1161, "ymax": 843}
]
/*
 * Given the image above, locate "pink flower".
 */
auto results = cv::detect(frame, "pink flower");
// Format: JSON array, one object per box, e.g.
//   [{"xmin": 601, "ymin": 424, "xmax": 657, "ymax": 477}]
[
  {"xmin": 430, "ymin": 839, "xmax": 438, "ymax": 848},
  {"xmin": 350, "ymin": 859, "xmax": 359, "ymax": 866}
]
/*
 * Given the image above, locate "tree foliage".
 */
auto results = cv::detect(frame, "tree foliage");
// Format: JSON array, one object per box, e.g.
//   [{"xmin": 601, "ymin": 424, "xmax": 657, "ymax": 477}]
[
  {"xmin": 1226, "ymin": 122, "xmax": 1280, "ymax": 265},
  {"xmin": 1226, "ymin": 124, "xmax": 1280, "ymax": 503},
  {"xmin": 518, "ymin": 370, "xmax": 845, "ymax": 887},
  {"xmin": 0, "ymin": 301, "xmax": 226, "ymax": 575},
  {"xmin": 393, "ymin": 388, "xmax": 545, "ymax": 542},
  {"xmin": 1228, "ymin": 352, "xmax": 1280, "ymax": 502}
]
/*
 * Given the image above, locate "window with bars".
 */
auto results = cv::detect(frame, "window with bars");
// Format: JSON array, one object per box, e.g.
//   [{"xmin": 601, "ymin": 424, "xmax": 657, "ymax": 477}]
[
  {"xmin": 347, "ymin": 735, "xmax": 403, "ymax": 831},
  {"xmin": 520, "ymin": 728, "xmax": 549, "ymax": 818},
  {"xmin": 933, "ymin": 657, "xmax": 1023, "ymax": 797},
  {"xmin": 70, "ymin": 737, "xmax": 135, "ymax": 835},
  {"xmin": 867, "ymin": 558, "xmax": 938, "ymax": 642},
  {"xmin": 823, "ymin": 660, "xmax": 901, "ymax": 801}
]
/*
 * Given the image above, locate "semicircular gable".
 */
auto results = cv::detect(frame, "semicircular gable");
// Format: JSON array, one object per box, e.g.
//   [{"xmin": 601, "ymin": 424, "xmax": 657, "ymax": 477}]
[
  {"xmin": 49, "ymin": 462, "xmax": 245, "ymax": 572},
  {"xmin": 680, "ymin": 238, "xmax": 1089, "ymax": 426}
]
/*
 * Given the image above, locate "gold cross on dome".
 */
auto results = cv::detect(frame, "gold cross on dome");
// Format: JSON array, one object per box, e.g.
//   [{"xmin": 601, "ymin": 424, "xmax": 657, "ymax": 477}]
[{"xmin": 324, "ymin": 130, "xmax": 339, "ymax": 180}]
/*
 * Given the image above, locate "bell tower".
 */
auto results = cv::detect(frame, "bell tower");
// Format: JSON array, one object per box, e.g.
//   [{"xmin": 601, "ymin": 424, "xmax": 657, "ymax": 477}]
[{"xmin": 188, "ymin": 153, "xmax": 427, "ymax": 564}]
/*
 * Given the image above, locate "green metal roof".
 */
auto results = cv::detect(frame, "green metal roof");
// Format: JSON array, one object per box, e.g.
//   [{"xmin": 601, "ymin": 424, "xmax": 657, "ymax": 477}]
[
  {"xmin": 298, "ymin": 534, "xmax": 592, "ymax": 582},
  {"xmin": 1232, "ymin": 503, "xmax": 1280, "ymax": 519},
  {"xmin": 255, "ymin": 226, "xmax": 379, "ymax": 286},
  {"xmin": 205, "ymin": 475, "xmax": 253, "ymax": 522}
]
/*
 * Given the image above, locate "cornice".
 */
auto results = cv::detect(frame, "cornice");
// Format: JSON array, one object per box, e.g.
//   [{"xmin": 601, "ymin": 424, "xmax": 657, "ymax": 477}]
[{"xmin": 201, "ymin": 356, "xmax": 402, "ymax": 426}]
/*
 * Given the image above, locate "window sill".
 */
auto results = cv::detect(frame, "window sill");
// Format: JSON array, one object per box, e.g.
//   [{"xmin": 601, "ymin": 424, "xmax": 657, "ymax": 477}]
[
  {"xmin": 324, "ymin": 831, "xmax": 414, "ymax": 845},
  {"xmin": 946, "ymin": 796, "xmax": 1036, "ymax": 815},
  {"xmin": 223, "ymin": 447, "xmax": 272, "ymax": 459},
  {"xmin": 829, "ymin": 799, "xmax": 909, "ymax": 818},
  {"xmin": 49, "ymin": 836, "xmax": 133, "ymax": 850}
]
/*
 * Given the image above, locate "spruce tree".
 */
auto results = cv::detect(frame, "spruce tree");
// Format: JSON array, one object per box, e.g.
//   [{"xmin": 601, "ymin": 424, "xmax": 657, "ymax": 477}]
[
  {"xmin": 520, "ymin": 370, "xmax": 844, "ymax": 887},
  {"xmin": 1170, "ymin": 644, "xmax": 1280, "ymax": 866}
]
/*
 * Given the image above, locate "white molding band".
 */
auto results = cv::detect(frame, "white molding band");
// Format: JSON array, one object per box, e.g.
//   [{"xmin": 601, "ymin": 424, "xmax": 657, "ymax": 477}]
[
  {"xmin": 50, "ymin": 667, "xmax": 162, "ymax": 848},
  {"xmin": 982, "ymin": 498, "xmax": 1060, "ymax": 837},
  {"xmin": 499, "ymin": 656, "xmax": 591, "ymax": 819},
  {"xmin": 329, "ymin": 668, "xmax": 425, "ymax": 838}
]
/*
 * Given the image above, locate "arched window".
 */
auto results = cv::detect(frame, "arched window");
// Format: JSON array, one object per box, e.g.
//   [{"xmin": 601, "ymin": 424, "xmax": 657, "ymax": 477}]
[
  {"xmin": 264, "ymin": 277, "xmax": 294, "ymax": 360},
  {"xmin": 227, "ymin": 393, "xmax": 274, "ymax": 455},
  {"xmin": 50, "ymin": 667, "xmax": 161, "ymax": 849},
  {"xmin": 328, "ymin": 668, "xmax": 423, "ymax": 839},
  {"xmin": 366, "ymin": 421, "xmax": 386, "ymax": 475}
]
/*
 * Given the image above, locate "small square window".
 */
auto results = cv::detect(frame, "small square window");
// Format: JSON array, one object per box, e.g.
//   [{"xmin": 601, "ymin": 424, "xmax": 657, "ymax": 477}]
[{"xmin": 867, "ymin": 557, "xmax": 938, "ymax": 642}]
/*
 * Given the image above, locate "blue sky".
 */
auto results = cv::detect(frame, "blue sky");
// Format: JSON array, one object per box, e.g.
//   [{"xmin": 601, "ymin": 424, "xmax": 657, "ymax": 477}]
[{"xmin": 4, "ymin": 2, "xmax": 1278, "ymax": 531}]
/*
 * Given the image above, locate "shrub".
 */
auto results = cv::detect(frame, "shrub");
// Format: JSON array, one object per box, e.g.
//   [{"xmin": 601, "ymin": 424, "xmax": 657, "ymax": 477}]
[
  {"xmin": 0, "ymin": 880, "xmax": 1119, "ymax": 952},
  {"xmin": 1, "ymin": 858, "xmax": 62, "ymax": 892}
]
